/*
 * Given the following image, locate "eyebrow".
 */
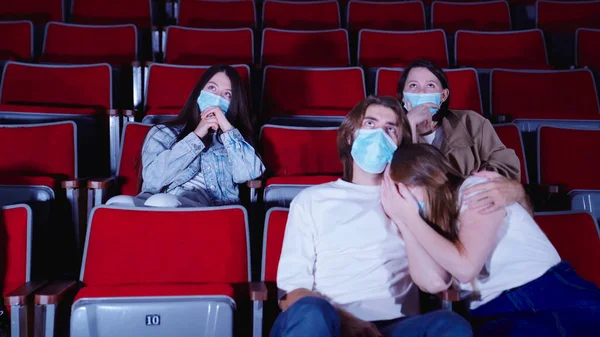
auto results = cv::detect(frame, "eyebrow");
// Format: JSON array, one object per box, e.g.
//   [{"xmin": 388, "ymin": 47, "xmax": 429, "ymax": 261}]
[{"xmin": 364, "ymin": 116, "xmax": 399, "ymax": 126}]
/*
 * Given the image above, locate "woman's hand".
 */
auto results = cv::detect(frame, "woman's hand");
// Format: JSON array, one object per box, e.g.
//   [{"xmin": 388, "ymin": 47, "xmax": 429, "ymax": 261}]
[
  {"xmin": 381, "ymin": 173, "xmax": 420, "ymax": 226},
  {"xmin": 404, "ymin": 100, "xmax": 438, "ymax": 136},
  {"xmin": 204, "ymin": 106, "xmax": 234, "ymax": 133},
  {"xmin": 194, "ymin": 110, "xmax": 220, "ymax": 138}
]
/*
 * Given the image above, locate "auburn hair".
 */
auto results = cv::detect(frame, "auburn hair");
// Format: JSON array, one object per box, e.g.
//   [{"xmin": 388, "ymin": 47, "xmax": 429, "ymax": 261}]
[{"xmin": 389, "ymin": 143, "xmax": 464, "ymax": 246}]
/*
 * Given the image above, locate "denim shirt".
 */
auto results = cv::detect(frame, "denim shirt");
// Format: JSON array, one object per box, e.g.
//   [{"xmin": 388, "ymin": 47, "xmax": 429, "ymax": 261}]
[{"xmin": 141, "ymin": 125, "xmax": 265, "ymax": 205}]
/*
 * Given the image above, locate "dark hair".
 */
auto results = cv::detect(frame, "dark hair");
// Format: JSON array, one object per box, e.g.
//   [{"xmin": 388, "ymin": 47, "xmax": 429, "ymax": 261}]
[
  {"xmin": 389, "ymin": 143, "xmax": 464, "ymax": 246},
  {"xmin": 396, "ymin": 59, "xmax": 451, "ymax": 120},
  {"xmin": 163, "ymin": 64, "xmax": 254, "ymax": 145},
  {"xmin": 337, "ymin": 95, "xmax": 412, "ymax": 181}
]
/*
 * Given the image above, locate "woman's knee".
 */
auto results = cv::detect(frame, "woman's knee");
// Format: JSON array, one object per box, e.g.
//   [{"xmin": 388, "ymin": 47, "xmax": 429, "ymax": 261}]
[{"xmin": 144, "ymin": 193, "xmax": 182, "ymax": 207}]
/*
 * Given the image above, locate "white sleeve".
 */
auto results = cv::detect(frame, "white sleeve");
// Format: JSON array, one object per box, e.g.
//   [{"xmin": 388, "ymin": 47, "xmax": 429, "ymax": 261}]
[
  {"xmin": 457, "ymin": 176, "xmax": 490, "ymax": 214},
  {"xmin": 276, "ymin": 194, "xmax": 317, "ymax": 300}
]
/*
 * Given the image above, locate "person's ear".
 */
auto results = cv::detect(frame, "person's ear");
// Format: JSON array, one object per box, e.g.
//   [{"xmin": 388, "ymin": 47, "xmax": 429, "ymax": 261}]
[{"xmin": 441, "ymin": 88, "xmax": 450, "ymax": 104}]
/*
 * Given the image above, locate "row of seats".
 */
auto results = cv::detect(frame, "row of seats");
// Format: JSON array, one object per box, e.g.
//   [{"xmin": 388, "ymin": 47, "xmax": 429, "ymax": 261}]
[
  {"xmin": 0, "ymin": 119, "xmax": 597, "ymax": 222},
  {"xmin": 3, "ymin": 22, "xmax": 600, "ymax": 71},
  {"xmin": 2, "ymin": 61, "xmax": 597, "ymax": 123},
  {"xmin": 171, "ymin": 0, "xmax": 600, "ymax": 35},
  {"xmin": 0, "ymin": 0, "xmax": 154, "ymax": 27},
  {"xmin": 3, "ymin": 203, "xmax": 600, "ymax": 336},
  {"xmin": 2, "ymin": 0, "xmax": 599, "ymax": 31}
]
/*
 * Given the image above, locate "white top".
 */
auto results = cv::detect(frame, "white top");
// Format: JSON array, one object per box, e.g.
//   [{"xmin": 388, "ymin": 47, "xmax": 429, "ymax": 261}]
[
  {"xmin": 182, "ymin": 171, "xmax": 206, "ymax": 190},
  {"xmin": 421, "ymin": 127, "xmax": 444, "ymax": 148},
  {"xmin": 456, "ymin": 176, "xmax": 561, "ymax": 309},
  {"xmin": 277, "ymin": 179, "xmax": 419, "ymax": 321},
  {"xmin": 422, "ymin": 129, "xmax": 437, "ymax": 144}
]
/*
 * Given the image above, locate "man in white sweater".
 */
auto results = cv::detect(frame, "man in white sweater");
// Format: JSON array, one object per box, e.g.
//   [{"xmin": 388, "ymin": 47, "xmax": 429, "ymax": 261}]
[{"xmin": 272, "ymin": 96, "xmax": 472, "ymax": 337}]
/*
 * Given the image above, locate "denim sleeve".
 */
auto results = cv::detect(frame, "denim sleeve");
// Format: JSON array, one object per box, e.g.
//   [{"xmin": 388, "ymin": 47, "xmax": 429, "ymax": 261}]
[
  {"xmin": 141, "ymin": 126, "xmax": 205, "ymax": 190},
  {"xmin": 219, "ymin": 128, "xmax": 265, "ymax": 184}
]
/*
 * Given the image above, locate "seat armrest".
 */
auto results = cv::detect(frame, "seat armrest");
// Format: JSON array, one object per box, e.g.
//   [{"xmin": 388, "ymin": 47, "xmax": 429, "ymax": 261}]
[
  {"xmin": 490, "ymin": 114, "xmax": 511, "ymax": 124},
  {"xmin": 247, "ymin": 179, "xmax": 264, "ymax": 204},
  {"xmin": 247, "ymin": 180, "xmax": 262, "ymax": 189},
  {"xmin": 525, "ymin": 183, "xmax": 563, "ymax": 194},
  {"xmin": 87, "ymin": 176, "xmax": 119, "ymax": 221},
  {"xmin": 88, "ymin": 177, "xmax": 118, "ymax": 190},
  {"xmin": 250, "ymin": 282, "xmax": 268, "ymax": 302},
  {"xmin": 62, "ymin": 178, "xmax": 87, "ymax": 189},
  {"xmin": 437, "ymin": 283, "xmax": 471, "ymax": 302},
  {"xmin": 524, "ymin": 183, "xmax": 568, "ymax": 212},
  {"xmin": 4, "ymin": 281, "xmax": 48, "ymax": 306},
  {"xmin": 35, "ymin": 281, "xmax": 78, "ymax": 306},
  {"xmin": 437, "ymin": 288, "xmax": 461, "ymax": 302},
  {"xmin": 123, "ymin": 109, "xmax": 135, "ymax": 124}
]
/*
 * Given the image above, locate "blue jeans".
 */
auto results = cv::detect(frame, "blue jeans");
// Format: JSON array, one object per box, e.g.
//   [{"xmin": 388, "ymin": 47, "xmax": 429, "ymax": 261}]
[
  {"xmin": 270, "ymin": 297, "xmax": 472, "ymax": 337},
  {"xmin": 470, "ymin": 261, "xmax": 600, "ymax": 337}
]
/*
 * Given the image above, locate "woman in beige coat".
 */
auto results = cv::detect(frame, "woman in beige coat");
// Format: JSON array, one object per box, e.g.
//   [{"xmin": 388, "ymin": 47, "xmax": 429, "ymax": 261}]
[{"xmin": 396, "ymin": 59, "xmax": 531, "ymax": 215}]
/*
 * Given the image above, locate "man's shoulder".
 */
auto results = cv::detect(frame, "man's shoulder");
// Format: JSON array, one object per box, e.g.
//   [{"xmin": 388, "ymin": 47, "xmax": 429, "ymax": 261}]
[{"xmin": 293, "ymin": 180, "xmax": 341, "ymax": 203}]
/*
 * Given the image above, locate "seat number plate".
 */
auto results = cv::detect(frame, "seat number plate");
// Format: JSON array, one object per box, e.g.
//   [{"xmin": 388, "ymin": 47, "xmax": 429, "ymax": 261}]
[{"xmin": 146, "ymin": 315, "xmax": 161, "ymax": 326}]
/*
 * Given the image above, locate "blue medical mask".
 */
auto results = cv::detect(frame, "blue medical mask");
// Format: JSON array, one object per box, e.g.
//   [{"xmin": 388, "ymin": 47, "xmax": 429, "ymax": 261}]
[
  {"xmin": 350, "ymin": 128, "xmax": 398, "ymax": 174},
  {"xmin": 197, "ymin": 90, "xmax": 230, "ymax": 114},
  {"xmin": 416, "ymin": 200, "xmax": 426, "ymax": 218},
  {"xmin": 403, "ymin": 92, "xmax": 442, "ymax": 115}
]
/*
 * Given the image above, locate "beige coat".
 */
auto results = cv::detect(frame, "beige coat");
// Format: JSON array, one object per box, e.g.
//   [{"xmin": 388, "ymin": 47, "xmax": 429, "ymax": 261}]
[{"xmin": 422, "ymin": 109, "xmax": 521, "ymax": 182}]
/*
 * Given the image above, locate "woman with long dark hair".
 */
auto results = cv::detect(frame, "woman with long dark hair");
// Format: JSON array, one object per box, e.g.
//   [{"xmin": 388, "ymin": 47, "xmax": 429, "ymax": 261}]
[
  {"xmin": 382, "ymin": 143, "xmax": 600, "ymax": 337},
  {"xmin": 108, "ymin": 64, "xmax": 264, "ymax": 207}
]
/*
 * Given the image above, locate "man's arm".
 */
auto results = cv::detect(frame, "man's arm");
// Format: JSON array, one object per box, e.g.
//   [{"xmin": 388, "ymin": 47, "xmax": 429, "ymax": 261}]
[{"xmin": 276, "ymin": 195, "xmax": 381, "ymax": 337}]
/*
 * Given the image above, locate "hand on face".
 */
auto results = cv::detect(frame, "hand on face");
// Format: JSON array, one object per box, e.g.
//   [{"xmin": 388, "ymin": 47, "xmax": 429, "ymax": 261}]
[
  {"xmin": 194, "ymin": 109, "xmax": 220, "ymax": 138},
  {"xmin": 381, "ymin": 168, "xmax": 420, "ymax": 225},
  {"xmin": 203, "ymin": 106, "xmax": 234, "ymax": 133},
  {"xmin": 462, "ymin": 170, "xmax": 522, "ymax": 214},
  {"xmin": 404, "ymin": 100, "xmax": 439, "ymax": 135}
]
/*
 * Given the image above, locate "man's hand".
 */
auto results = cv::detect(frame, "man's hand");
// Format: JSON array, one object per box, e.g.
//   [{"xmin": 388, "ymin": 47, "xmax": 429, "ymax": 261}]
[{"xmin": 338, "ymin": 310, "xmax": 382, "ymax": 337}]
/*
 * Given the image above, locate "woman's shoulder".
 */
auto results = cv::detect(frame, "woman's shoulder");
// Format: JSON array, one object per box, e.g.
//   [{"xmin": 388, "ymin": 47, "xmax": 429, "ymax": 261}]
[
  {"xmin": 448, "ymin": 109, "xmax": 488, "ymax": 124},
  {"xmin": 144, "ymin": 124, "xmax": 184, "ymax": 146},
  {"xmin": 149, "ymin": 124, "xmax": 181, "ymax": 137},
  {"xmin": 447, "ymin": 109, "xmax": 492, "ymax": 139},
  {"xmin": 458, "ymin": 176, "xmax": 489, "ymax": 200}
]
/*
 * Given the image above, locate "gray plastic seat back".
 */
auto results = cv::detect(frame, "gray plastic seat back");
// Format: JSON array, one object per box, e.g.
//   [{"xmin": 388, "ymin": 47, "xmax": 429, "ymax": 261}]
[{"xmin": 71, "ymin": 296, "xmax": 235, "ymax": 337}]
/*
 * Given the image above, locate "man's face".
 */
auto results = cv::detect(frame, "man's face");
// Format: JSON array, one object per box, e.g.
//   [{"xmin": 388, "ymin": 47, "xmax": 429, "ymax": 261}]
[{"xmin": 359, "ymin": 104, "xmax": 401, "ymax": 145}]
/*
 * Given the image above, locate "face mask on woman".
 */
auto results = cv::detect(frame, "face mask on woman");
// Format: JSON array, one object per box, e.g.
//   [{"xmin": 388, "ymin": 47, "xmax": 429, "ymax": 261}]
[
  {"xmin": 197, "ymin": 90, "xmax": 230, "ymax": 114},
  {"xmin": 403, "ymin": 92, "xmax": 442, "ymax": 115}
]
